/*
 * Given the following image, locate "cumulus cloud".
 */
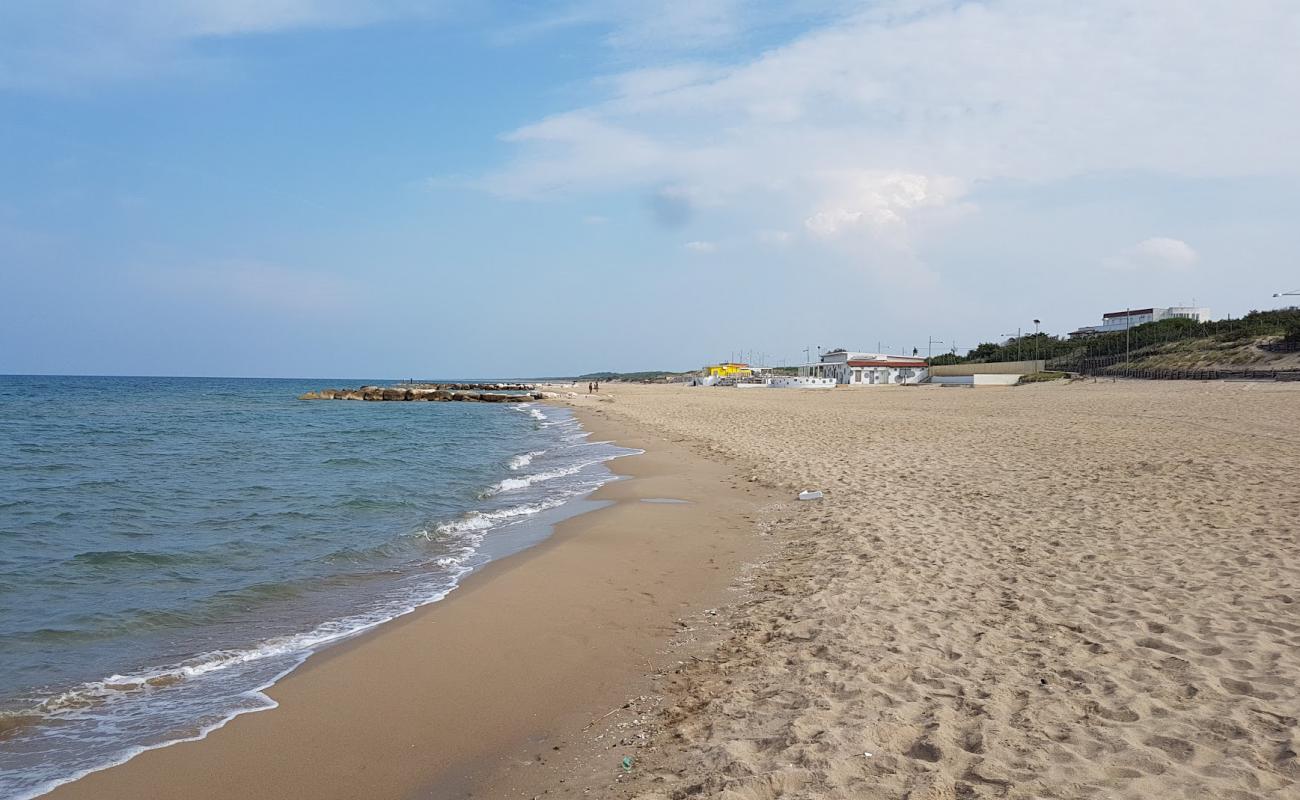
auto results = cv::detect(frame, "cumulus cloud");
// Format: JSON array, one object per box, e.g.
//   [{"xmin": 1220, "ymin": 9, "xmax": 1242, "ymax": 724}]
[
  {"xmin": 480, "ymin": 0, "xmax": 1300, "ymax": 274},
  {"xmin": 1104, "ymin": 238, "xmax": 1199, "ymax": 273},
  {"xmin": 803, "ymin": 172, "xmax": 968, "ymax": 241}
]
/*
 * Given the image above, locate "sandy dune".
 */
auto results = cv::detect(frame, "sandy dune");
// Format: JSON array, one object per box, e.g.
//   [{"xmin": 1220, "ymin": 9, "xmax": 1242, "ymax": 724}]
[{"xmin": 565, "ymin": 381, "xmax": 1300, "ymax": 800}]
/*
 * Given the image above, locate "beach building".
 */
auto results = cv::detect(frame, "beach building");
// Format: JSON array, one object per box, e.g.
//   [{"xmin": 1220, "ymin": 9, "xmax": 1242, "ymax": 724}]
[
  {"xmin": 811, "ymin": 349, "xmax": 929, "ymax": 385},
  {"xmin": 767, "ymin": 375, "xmax": 836, "ymax": 388},
  {"xmin": 690, "ymin": 362, "xmax": 755, "ymax": 387},
  {"xmin": 1069, "ymin": 306, "xmax": 1210, "ymax": 337},
  {"xmin": 705, "ymin": 362, "xmax": 752, "ymax": 378}
]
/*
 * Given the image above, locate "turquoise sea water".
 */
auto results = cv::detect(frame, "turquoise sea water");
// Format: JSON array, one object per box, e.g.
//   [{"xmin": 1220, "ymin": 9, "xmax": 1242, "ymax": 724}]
[{"xmin": 0, "ymin": 375, "xmax": 632, "ymax": 799}]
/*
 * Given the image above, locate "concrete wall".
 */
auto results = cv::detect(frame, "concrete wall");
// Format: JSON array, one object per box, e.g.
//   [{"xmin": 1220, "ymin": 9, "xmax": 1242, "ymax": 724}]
[
  {"xmin": 974, "ymin": 374, "xmax": 1021, "ymax": 386},
  {"xmin": 930, "ymin": 373, "xmax": 1023, "ymax": 387},
  {"xmin": 929, "ymin": 360, "xmax": 1044, "ymax": 377}
]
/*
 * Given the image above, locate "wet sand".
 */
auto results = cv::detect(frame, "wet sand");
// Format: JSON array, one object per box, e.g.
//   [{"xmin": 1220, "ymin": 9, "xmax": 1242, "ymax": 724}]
[{"xmin": 45, "ymin": 409, "xmax": 776, "ymax": 799}]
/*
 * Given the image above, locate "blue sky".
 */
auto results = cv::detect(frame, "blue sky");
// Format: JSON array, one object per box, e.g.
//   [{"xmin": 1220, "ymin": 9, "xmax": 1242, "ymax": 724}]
[{"xmin": 2, "ymin": 1, "xmax": 1298, "ymax": 378}]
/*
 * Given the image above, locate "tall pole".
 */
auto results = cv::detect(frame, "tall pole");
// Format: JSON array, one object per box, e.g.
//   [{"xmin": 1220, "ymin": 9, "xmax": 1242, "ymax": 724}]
[
  {"xmin": 1033, "ymin": 319, "xmax": 1041, "ymax": 366},
  {"xmin": 927, "ymin": 336, "xmax": 944, "ymax": 366},
  {"xmin": 1126, "ymin": 307, "xmax": 1131, "ymax": 364}
]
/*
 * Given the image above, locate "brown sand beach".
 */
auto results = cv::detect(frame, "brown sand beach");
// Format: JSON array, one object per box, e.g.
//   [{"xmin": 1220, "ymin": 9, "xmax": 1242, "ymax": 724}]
[
  {"xmin": 46, "ymin": 380, "xmax": 1299, "ymax": 799},
  {"xmin": 582, "ymin": 381, "xmax": 1300, "ymax": 800}
]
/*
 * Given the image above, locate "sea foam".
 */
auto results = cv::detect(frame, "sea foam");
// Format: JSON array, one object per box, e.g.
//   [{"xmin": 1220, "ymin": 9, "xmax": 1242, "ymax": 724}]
[{"xmin": 509, "ymin": 450, "xmax": 545, "ymax": 470}]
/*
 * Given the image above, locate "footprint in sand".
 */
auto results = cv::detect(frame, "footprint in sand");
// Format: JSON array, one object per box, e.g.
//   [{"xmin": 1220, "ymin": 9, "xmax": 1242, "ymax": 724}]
[
  {"xmin": 906, "ymin": 739, "xmax": 943, "ymax": 763},
  {"xmin": 1145, "ymin": 734, "xmax": 1197, "ymax": 762},
  {"xmin": 1220, "ymin": 677, "xmax": 1276, "ymax": 700},
  {"xmin": 1135, "ymin": 637, "xmax": 1185, "ymax": 654}
]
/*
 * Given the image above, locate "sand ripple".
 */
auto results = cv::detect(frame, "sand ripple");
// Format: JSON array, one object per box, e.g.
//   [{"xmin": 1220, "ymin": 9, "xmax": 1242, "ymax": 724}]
[{"xmin": 569, "ymin": 381, "xmax": 1300, "ymax": 800}]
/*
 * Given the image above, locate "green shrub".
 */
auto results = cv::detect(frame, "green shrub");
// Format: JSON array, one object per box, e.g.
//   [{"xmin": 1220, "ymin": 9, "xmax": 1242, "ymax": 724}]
[{"xmin": 1019, "ymin": 371, "xmax": 1068, "ymax": 383}]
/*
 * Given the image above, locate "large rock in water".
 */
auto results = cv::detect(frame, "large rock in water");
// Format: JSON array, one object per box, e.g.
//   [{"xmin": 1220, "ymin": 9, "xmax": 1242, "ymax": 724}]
[
  {"xmin": 298, "ymin": 391, "xmax": 321, "ymax": 400},
  {"xmin": 380, "ymin": 388, "xmax": 408, "ymax": 401},
  {"xmin": 341, "ymin": 391, "xmax": 364, "ymax": 401},
  {"xmin": 431, "ymin": 390, "xmax": 453, "ymax": 401},
  {"xmin": 362, "ymin": 389, "xmax": 384, "ymax": 401}
]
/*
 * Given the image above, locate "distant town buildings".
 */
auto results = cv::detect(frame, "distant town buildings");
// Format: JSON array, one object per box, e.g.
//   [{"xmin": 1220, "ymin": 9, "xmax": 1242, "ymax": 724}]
[
  {"xmin": 812, "ymin": 349, "xmax": 929, "ymax": 385},
  {"xmin": 1069, "ymin": 306, "xmax": 1210, "ymax": 338}
]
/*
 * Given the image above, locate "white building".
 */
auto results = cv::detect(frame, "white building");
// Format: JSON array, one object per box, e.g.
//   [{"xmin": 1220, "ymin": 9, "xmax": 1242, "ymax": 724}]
[
  {"xmin": 1070, "ymin": 306, "xmax": 1210, "ymax": 337},
  {"xmin": 810, "ymin": 349, "xmax": 929, "ymax": 385},
  {"xmin": 766, "ymin": 376, "xmax": 836, "ymax": 389}
]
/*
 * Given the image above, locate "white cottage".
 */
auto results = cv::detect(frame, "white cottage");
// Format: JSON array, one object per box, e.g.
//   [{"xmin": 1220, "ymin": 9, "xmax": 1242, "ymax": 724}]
[{"xmin": 812, "ymin": 349, "xmax": 929, "ymax": 385}]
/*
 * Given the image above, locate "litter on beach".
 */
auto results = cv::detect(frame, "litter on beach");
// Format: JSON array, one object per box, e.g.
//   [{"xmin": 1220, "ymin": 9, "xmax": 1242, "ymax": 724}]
[{"xmin": 798, "ymin": 490, "xmax": 824, "ymax": 500}]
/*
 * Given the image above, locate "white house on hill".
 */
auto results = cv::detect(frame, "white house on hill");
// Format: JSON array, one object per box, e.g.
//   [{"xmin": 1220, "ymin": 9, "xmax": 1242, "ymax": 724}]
[{"xmin": 1070, "ymin": 306, "xmax": 1210, "ymax": 337}]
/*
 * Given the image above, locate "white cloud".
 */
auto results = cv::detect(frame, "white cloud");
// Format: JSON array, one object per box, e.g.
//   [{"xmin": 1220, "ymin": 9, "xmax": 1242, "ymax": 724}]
[
  {"xmin": 1104, "ymin": 238, "xmax": 1199, "ymax": 273},
  {"xmin": 0, "ymin": 1, "xmax": 446, "ymax": 89},
  {"xmin": 803, "ymin": 171, "xmax": 968, "ymax": 241},
  {"xmin": 496, "ymin": 1, "xmax": 853, "ymax": 53},
  {"xmin": 481, "ymin": 0, "xmax": 1300, "ymax": 276},
  {"xmin": 757, "ymin": 229, "xmax": 792, "ymax": 245},
  {"xmin": 684, "ymin": 240, "xmax": 718, "ymax": 253}
]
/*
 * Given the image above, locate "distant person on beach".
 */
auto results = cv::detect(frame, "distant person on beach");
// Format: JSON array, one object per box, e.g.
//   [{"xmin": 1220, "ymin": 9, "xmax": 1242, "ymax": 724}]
[
  {"xmin": 594, "ymin": 381, "xmax": 600, "ymax": 393},
  {"xmin": 587, "ymin": 382, "xmax": 593, "ymax": 394}
]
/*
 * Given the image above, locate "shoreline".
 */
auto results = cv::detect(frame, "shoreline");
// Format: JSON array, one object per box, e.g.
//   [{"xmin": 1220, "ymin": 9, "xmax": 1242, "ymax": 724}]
[{"xmin": 44, "ymin": 404, "xmax": 775, "ymax": 799}]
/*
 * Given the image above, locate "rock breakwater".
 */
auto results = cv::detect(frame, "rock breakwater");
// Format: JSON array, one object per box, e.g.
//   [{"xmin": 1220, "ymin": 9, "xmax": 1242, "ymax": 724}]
[{"xmin": 299, "ymin": 385, "xmax": 555, "ymax": 403}]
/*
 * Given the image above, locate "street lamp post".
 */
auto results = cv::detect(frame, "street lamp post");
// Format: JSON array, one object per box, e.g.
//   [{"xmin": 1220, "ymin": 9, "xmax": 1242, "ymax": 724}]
[
  {"xmin": 1032, "ymin": 319, "xmax": 1041, "ymax": 366},
  {"xmin": 927, "ymin": 336, "xmax": 944, "ymax": 366}
]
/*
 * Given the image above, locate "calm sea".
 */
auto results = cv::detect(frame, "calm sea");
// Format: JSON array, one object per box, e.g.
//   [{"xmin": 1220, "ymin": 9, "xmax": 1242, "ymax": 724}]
[{"xmin": 0, "ymin": 375, "xmax": 633, "ymax": 799}]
